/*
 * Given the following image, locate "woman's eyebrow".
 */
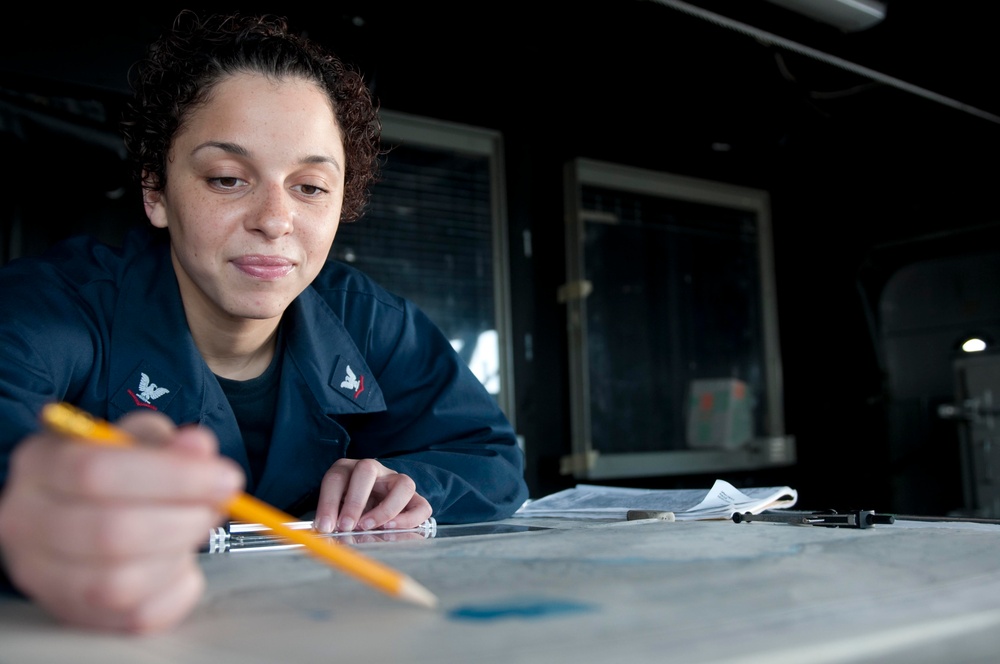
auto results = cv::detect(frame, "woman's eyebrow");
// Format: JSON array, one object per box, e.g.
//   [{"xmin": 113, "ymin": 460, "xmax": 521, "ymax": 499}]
[
  {"xmin": 302, "ymin": 154, "xmax": 343, "ymax": 172},
  {"xmin": 190, "ymin": 141, "xmax": 342, "ymax": 172},
  {"xmin": 191, "ymin": 140, "xmax": 249, "ymax": 157}
]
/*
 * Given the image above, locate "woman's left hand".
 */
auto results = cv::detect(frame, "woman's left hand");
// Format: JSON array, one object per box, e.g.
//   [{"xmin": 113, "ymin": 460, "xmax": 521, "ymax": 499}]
[{"xmin": 312, "ymin": 458, "xmax": 432, "ymax": 534}]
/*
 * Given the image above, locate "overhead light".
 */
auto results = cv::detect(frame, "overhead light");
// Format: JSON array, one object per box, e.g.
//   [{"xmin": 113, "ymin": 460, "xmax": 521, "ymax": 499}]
[
  {"xmin": 954, "ymin": 332, "xmax": 993, "ymax": 354},
  {"xmin": 961, "ymin": 337, "xmax": 988, "ymax": 353},
  {"xmin": 762, "ymin": 0, "xmax": 887, "ymax": 32}
]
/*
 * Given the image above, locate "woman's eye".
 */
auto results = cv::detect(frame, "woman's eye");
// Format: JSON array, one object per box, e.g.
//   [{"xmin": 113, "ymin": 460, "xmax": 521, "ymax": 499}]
[
  {"xmin": 209, "ymin": 176, "xmax": 244, "ymax": 189},
  {"xmin": 297, "ymin": 184, "xmax": 327, "ymax": 196}
]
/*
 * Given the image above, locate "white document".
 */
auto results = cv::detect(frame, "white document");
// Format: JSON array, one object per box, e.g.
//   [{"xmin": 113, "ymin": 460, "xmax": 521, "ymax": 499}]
[{"xmin": 513, "ymin": 479, "xmax": 797, "ymax": 521}]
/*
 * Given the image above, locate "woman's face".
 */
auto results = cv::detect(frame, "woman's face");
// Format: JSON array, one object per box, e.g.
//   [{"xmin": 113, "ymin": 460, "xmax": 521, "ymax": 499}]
[{"xmin": 144, "ymin": 72, "xmax": 346, "ymax": 328}]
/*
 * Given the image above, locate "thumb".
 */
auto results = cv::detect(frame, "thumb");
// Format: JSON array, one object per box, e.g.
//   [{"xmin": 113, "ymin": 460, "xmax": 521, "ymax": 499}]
[{"xmin": 116, "ymin": 411, "xmax": 219, "ymax": 457}]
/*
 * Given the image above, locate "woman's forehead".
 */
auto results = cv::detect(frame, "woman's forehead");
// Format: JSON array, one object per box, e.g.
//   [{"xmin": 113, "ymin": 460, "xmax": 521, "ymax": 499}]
[{"xmin": 177, "ymin": 73, "xmax": 342, "ymax": 147}]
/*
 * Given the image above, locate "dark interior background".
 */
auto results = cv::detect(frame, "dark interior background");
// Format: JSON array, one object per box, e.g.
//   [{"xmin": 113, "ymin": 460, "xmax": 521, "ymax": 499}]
[{"xmin": 3, "ymin": 0, "xmax": 999, "ymax": 516}]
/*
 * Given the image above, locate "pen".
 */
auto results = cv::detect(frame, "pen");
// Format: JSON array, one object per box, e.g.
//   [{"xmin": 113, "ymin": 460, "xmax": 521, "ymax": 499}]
[{"xmin": 39, "ymin": 402, "xmax": 439, "ymax": 609}]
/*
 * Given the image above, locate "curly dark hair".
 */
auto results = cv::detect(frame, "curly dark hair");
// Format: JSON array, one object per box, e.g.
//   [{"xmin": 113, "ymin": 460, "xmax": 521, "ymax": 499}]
[{"xmin": 121, "ymin": 10, "xmax": 381, "ymax": 223}]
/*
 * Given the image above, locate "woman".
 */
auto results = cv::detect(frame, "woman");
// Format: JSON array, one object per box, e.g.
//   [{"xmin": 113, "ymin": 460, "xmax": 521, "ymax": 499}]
[{"xmin": 0, "ymin": 11, "xmax": 527, "ymax": 632}]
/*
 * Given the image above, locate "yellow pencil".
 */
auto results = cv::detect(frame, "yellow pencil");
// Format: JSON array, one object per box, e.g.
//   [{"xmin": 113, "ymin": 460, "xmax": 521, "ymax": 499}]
[{"xmin": 39, "ymin": 402, "xmax": 438, "ymax": 609}]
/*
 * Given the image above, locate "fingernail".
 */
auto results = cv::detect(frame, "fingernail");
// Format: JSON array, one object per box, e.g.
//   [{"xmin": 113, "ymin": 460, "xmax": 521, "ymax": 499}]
[
  {"xmin": 339, "ymin": 517, "xmax": 355, "ymax": 532},
  {"xmin": 361, "ymin": 518, "xmax": 375, "ymax": 531},
  {"xmin": 315, "ymin": 517, "xmax": 333, "ymax": 533}
]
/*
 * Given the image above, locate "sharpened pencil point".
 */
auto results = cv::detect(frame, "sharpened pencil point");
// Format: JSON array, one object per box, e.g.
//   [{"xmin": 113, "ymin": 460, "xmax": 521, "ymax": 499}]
[{"xmin": 400, "ymin": 577, "xmax": 439, "ymax": 609}]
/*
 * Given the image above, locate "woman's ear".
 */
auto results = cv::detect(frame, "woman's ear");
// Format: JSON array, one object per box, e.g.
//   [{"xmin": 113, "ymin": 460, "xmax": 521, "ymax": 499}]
[{"xmin": 142, "ymin": 172, "xmax": 168, "ymax": 229}]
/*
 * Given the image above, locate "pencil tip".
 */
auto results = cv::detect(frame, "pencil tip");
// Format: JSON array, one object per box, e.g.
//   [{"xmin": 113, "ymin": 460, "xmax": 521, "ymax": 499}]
[{"xmin": 400, "ymin": 577, "xmax": 439, "ymax": 609}]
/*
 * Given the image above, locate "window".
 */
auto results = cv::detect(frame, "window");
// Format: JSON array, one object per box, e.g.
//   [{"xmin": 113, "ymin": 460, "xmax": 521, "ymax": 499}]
[
  {"xmin": 331, "ymin": 110, "xmax": 515, "ymax": 425},
  {"xmin": 562, "ymin": 159, "xmax": 793, "ymax": 479}
]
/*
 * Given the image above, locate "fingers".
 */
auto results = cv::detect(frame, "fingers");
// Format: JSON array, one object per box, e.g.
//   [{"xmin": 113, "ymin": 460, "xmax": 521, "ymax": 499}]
[
  {"xmin": 1, "ymin": 452, "xmax": 222, "ymax": 632},
  {"xmin": 0, "ymin": 420, "xmax": 245, "ymax": 633},
  {"xmin": 118, "ymin": 410, "xmax": 217, "ymax": 458},
  {"xmin": 28, "ymin": 501, "xmax": 223, "ymax": 561},
  {"xmin": 115, "ymin": 409, "xmax": 178, "ymax": 446},
  {"xmin": 9, "ymin": 550, "xmax": 206, "ymax": 633},
  {"xmin": 314, "ymin": 458, "xmax": 378, "ymax": 533},
  {"xmin": 360, "ymin": 477, "xmax": 432, "ymax": 531},
  {"xmin": 313, "ymin": 459, "xmax": 432, "ymax": 533},
  {"xmin": 16, "ymin": 427, "xmax": 244, "ymax": 505}
]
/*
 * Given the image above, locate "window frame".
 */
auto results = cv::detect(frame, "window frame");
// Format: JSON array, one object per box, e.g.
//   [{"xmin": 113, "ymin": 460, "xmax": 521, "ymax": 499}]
[{"xmin": 561, "ymin": 158, "xmax": 793, "ymax": 479}]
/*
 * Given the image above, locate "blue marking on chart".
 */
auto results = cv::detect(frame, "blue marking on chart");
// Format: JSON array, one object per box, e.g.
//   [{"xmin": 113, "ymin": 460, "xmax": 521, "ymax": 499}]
[{"xmin": 447, "ymin": 598, "xmax": 596, "ymax": 621}]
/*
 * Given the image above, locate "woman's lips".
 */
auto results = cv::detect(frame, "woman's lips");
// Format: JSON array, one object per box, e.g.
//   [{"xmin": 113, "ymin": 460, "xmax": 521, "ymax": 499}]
[{"xmin": 232, "ymin": 255, "xmax": 295, "ymax": 280}]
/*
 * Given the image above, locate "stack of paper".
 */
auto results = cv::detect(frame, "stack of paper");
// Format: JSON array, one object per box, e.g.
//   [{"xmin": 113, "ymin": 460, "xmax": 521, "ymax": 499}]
[{"xmin": 513, "ymin": 479, "xmax": 797, "ymax": 521}]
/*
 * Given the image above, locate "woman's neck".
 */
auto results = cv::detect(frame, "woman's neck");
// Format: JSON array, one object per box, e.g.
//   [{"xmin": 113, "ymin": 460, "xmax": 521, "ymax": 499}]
[{"xmin": 190, "ymin": 315, "xmax": 281, "ymax": 381}]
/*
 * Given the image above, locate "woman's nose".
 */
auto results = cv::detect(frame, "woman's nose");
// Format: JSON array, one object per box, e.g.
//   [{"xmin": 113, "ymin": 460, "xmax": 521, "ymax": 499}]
[{"xmin": 246, "ymin": 184, "xmax": 294, "ymax": 238}]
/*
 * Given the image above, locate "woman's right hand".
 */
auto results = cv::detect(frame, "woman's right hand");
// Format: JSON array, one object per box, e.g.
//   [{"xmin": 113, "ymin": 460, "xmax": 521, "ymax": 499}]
[{"xmin": 0, "ymin": 410, "xmax": 244, "ymax": 633}]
